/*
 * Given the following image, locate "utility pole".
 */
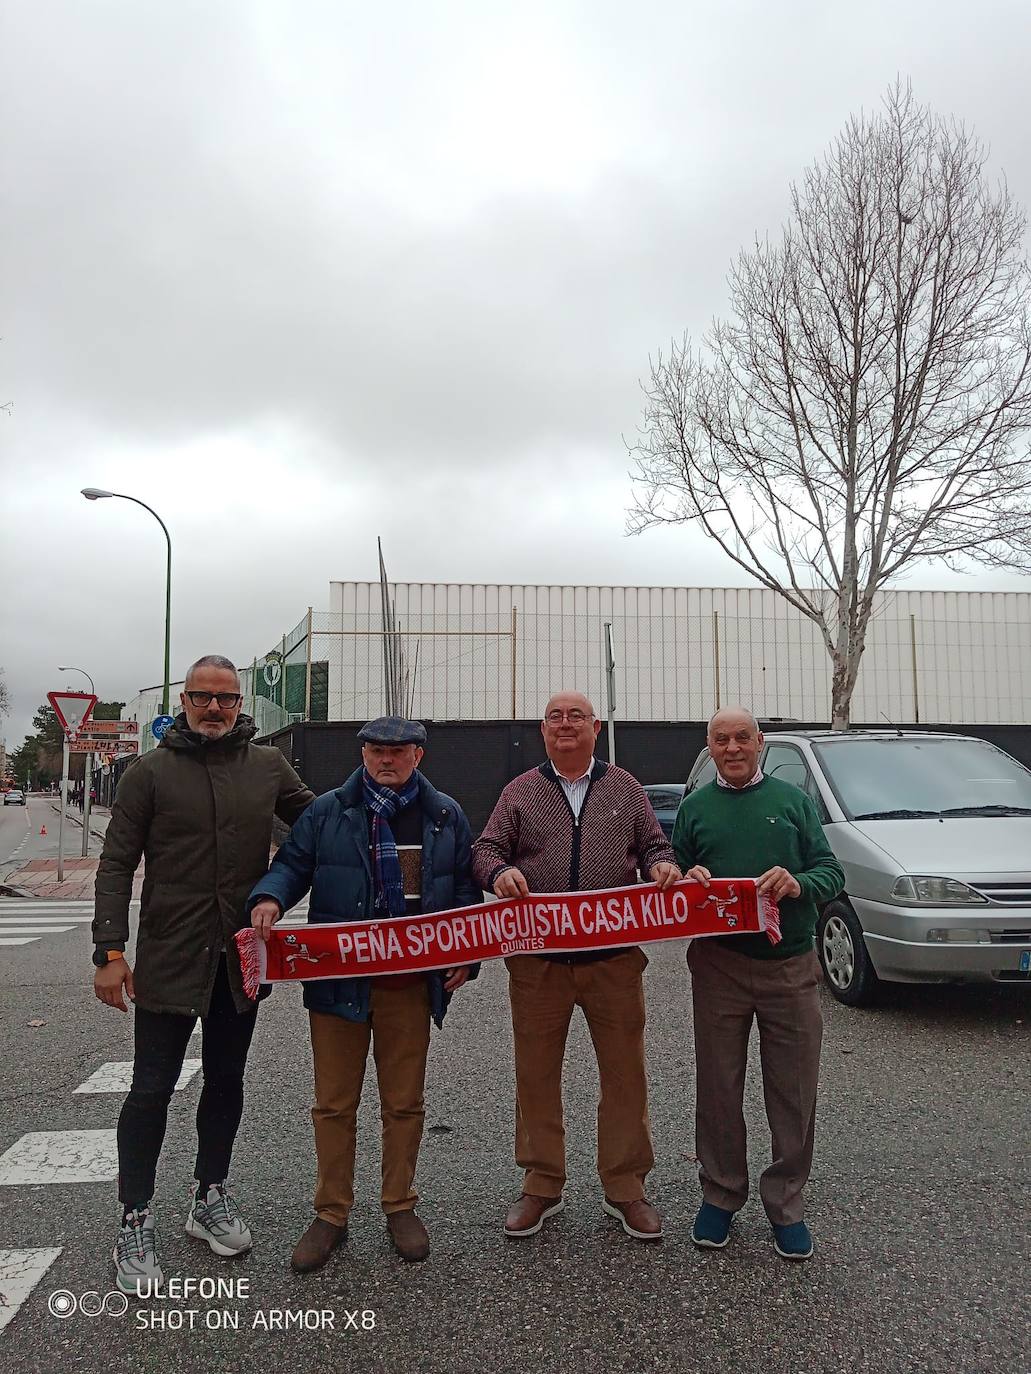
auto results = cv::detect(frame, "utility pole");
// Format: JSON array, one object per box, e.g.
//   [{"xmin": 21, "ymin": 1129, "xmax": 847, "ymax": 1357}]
[{"xmin": 604, "ymin": 622, "xmax": 617, "ymax": 766}]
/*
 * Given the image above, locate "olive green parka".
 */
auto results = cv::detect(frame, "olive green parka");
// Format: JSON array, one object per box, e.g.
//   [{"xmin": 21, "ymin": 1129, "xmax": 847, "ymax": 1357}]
[{"xmin": 92, "ymin": 714, "xmax": 315, "ymax": 1015}]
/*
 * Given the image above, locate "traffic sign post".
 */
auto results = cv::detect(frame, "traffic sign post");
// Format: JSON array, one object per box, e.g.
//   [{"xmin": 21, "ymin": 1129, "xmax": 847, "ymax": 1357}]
[{"xmin": 48, "ymin": 690, "xmax": 97, "ymax": 882}]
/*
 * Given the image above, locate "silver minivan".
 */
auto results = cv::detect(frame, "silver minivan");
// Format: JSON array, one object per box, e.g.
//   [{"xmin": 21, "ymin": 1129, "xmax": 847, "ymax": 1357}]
[{"xmin": 684, "ymin": 730, "xmax": 1031, "ymax": 1006}]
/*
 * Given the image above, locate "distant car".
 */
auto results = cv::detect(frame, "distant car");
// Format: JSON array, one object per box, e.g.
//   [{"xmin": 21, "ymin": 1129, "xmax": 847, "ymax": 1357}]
[
  {"xmin": 3, "ymin": 789, "xmax": 26, "ymax": 805},
  {"xmin": 642, "ymin": 783, "xmax": 686, "ymax": 839},
  {"xmin": 685, "ymin": 730, "xmax": 1031, "ymax": 1006}
]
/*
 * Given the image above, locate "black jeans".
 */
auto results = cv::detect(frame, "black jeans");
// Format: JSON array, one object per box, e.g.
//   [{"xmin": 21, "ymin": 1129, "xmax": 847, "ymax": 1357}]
[{"xmin": 117, "ymin": 956, "xmax": 258, "ymax": 1208}]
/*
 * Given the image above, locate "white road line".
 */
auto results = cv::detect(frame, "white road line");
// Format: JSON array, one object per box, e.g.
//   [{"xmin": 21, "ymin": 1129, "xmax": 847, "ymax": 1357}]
[
  {"xmin": 0, "ymin": 1130, "xmax": 118, "ymax": 1184},
  {"xmin": 0, "ymin": 916, "xmax": 95, "ymax": 924},
  {"xmin": 0, "ymin": 938, "xmax": 36, "ymax": 946},
  {"xmin": 0, "ymin": 927, "xmax": 74, "ymax": 936},
  {"xmin": 0, "ymin": 1247, "xmax": 63, "ymax": 1334},
  {"xmin": 74, "ymin": 1059, "xmax": 202, "ymax": 1094}
]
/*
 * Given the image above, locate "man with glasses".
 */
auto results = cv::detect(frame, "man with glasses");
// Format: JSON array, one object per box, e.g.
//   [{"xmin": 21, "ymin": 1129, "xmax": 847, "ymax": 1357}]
[
  {"xmin": 93, "ymin": 654, "xmax": 315, "ymax": 1294},
  {"xmin": 473, "ymin": 691, "xmax": 680, "ymax": 1242}
]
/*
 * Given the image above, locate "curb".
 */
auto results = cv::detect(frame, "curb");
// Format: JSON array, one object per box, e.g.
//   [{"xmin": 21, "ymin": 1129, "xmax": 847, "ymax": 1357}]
[{"xmin": 47, "ymin": 801, "xmax": 108, "ymax": 842}]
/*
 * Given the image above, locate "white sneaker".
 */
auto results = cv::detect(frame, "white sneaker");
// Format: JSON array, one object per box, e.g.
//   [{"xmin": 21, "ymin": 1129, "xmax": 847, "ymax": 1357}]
[
  {"xmin": 185, "ymin": 1182, "xmax": 253, "ymax": 1256},
  {"xmin": 113, "ymin": 1207, "xmax": 163, "ymax": 1295}
]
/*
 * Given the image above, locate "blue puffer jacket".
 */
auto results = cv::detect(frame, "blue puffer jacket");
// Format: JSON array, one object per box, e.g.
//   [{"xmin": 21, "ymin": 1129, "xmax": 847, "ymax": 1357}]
[{"xmin": 246, "ymin": 768, "xmax": 480, "ymax": 1027}]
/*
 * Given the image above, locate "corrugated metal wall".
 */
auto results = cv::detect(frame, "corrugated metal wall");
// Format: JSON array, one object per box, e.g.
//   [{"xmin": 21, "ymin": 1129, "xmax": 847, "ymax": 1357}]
[{"xmin": 325, "ymin": 583, "xmax": 1031, "ymax": 725}]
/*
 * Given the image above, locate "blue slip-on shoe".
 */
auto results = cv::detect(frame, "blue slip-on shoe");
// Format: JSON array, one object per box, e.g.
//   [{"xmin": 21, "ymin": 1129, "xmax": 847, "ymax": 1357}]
[
  {"xmin": 691, "ymin": 1201, "xmax": 734, "ymax": 1249},
  {"xmin": 772, "ymin": 1220, "xmax": 814, "ymax": 1261}
]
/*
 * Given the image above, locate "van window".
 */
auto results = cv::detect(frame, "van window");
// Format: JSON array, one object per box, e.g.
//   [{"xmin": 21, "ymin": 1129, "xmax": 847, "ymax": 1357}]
[
  {"xmin": 812, "ymin": 736, "xmax": 1031, "ymax": 819},
  {"xmin": 763, "ymin": 742, "xmax": 830, "ymax": 822},
  {"xmin": 687, "ymin": 755, "xmax": 718, "ymax": 792}
]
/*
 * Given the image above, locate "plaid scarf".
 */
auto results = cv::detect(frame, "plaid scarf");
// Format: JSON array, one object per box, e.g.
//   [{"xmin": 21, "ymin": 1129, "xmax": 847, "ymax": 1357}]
[{"xmin": 363, "ymin": 769, "xmax": 420, "ymax": 916}]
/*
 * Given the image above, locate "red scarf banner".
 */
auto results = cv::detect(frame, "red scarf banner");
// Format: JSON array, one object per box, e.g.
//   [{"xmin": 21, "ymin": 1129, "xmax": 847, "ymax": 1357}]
[{"xmin": 235, "ymin": 879, "xmax": 780, "ymax": 1000}]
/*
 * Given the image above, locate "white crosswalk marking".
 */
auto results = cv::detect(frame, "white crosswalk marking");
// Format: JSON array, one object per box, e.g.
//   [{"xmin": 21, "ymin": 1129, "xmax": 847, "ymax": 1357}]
[
  {"xmin": 0, "ymin": 1248, "xmax": 63, "ymax": 1334},
  {"xmin": 0, "ymin": 899, "xmax": 133, "ymax": 948},
  {"xmin": 0, "ymin": 1131, "xmax": 118, "ymax": 1185},
  {"xmin": 0, "ymin": 928, "xmax": 73, "ymax": 936},
  {"xmin": 74, "ymin": 1059, "xmax": 202, "ymax": 1094}
]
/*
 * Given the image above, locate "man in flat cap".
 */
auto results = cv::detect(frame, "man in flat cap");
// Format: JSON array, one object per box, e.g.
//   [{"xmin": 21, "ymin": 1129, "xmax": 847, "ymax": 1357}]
[{"xmin": 248, "ymin": 716, "xmax": 478, "ymax": 1269}]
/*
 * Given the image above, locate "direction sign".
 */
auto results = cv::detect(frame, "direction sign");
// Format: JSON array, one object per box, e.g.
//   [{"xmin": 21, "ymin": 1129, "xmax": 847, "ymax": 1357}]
[
  {"xmin": 75, "ymin": 720, "xmax": 140, "ymax": 737},
  {"xmin": 70, "ymin": 740, "xmax": 139, "ymax": 755},
  {"xmin": 47, "ymin": 691, "xmax": 97, "ymax": 739}
]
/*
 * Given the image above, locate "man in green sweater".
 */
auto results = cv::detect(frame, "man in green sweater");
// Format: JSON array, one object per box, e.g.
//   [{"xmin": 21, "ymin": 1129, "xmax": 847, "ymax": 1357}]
[{"xmin": 672, "ymin": 708, "xmax": 844, "ymax": 1261}]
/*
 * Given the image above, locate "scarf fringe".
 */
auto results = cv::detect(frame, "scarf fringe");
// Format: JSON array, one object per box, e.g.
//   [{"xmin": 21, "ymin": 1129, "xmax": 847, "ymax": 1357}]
[{"xmin": 236, "ymin": 928, "xmax": 266, "ymax": 1000}]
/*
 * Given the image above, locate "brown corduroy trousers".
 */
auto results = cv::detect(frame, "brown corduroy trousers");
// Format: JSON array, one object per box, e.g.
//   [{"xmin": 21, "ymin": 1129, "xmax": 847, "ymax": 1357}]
[
  {"xmin": 506, "ymin": 948, "xmax": 654, "ymax": 1201},
  {"xmin": 308, "ymin": 980, "xmax": 430, "ymax": 1225},
  {"xmin": 688, "ymin": 939, "xmax": 823, "ymax": 1226}
]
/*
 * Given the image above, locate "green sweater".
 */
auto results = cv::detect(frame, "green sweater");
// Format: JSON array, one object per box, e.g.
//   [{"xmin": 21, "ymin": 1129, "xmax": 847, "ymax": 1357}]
[{"xmin": 672, "ymin": 776, "xmax": 844, "ymax": 959}]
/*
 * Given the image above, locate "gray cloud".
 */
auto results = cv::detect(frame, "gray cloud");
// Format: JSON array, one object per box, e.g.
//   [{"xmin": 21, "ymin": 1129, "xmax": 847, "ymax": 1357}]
[{"xmin": 3, "ymin": 0, "xmax": 1031, "ymax": 745}]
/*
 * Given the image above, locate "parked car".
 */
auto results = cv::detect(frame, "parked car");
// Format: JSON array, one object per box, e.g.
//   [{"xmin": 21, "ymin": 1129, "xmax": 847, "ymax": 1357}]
[
  {"xmin": 684, "ymin": 731, "xmax": 1031, "ymax": 1006},
  {"xmin": 642, "ymin": 782, "xmax": 686, "ymax": 839},
  {"xmin": 3, "ymin": 788, "xmax": 26, "ymax": 806}
]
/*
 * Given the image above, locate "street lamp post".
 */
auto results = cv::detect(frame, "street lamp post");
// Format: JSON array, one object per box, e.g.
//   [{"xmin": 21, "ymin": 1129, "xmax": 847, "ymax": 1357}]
[
  {"xmin": 82, "ymin": 488, "xmax": 172, "ymax": 715},
  {"xmin": 58, "ymin": 665, "xmax": 96, "ymax": 858}
]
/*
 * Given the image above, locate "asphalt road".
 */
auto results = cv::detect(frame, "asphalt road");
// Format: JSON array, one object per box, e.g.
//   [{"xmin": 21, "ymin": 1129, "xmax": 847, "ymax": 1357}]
[
  {"xmin": 0, "ymin": 795, "xmax": 105, "ymax": 879},
  {"xmin": 0, "ymin": 904, "xmax": 1027, "ymax": 1374}
]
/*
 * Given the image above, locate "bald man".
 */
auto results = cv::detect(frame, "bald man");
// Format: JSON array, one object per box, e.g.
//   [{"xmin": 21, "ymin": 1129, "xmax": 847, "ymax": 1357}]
[
  {"xmin": 673, "ymin": 708, "xmax": 844, "ymax": 1261},
  {"xmin": 473, "ymin": 691, "xmax": 680, "ymax": 1242}
]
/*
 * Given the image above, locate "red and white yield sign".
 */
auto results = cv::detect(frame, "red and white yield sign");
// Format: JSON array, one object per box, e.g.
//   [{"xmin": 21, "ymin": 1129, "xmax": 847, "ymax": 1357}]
[{"xmin": 47, "ymin": 690, "xmax": 97, "ymax": 739}]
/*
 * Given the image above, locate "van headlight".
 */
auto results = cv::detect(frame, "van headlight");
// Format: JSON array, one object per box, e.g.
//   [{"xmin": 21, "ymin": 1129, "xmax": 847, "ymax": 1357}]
[{"xmin": 890, "ymin": 876, "xmax": 988, "ymax": 906}]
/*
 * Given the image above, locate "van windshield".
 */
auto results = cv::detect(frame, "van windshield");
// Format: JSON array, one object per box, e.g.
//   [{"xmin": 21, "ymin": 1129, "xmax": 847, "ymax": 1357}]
[{"xmin": 811, "ymin": 737, "xmax": 1031, "ymax": 820}]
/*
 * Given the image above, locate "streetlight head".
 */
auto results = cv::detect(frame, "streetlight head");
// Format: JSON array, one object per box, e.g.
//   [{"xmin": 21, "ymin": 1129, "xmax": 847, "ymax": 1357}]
[{"xmin": 81, "ymin": 487, "xmax": 115, "ymax": 500}]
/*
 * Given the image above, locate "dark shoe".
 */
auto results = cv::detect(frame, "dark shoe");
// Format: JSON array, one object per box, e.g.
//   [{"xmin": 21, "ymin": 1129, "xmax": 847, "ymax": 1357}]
[
  {"xmin": 692, "ymin": 1201, "xmax": 734, "ymax": 1249},
  {"xmin": 386, "ymin": 1210, "xmax": 430, "ymax": 1263},
  {"xmin": 772, "ymin": 1220, "xmax": 814, "ymax": 1261},
  {"xmin": 602, "ymin": 1196, "xmax": 663, "ymax": 1241},
  {"xmin": 290, "ymin": 1217, "xmax": 347, "ymax": 1273},
  {"xmin": 504, "ymin": 1193, "xmax": 565, "ymax": 1238}
]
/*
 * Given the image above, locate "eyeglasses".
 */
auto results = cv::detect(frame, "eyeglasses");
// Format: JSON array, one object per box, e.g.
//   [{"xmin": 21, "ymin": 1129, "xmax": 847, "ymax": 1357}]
[
  {"xmin": 544, "ymin": 709, "xmax": 594, "ymax": 725},
  {"xmin": 185, "ymin": 691, "xmax": 243, "ymax": 708}
]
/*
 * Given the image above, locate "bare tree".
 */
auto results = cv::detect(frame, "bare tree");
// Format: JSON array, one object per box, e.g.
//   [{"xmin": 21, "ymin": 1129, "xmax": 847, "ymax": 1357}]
[
  {"xmin": 0, "ymin": 667, "xmax": 9, "ymax": 720},
  {"xmin": 629, "ymin": 85, "xmax": 1031, "ymax": 729}
]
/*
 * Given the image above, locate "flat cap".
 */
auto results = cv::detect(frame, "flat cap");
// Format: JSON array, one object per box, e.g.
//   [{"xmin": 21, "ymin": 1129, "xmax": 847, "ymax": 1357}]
[{"xmin": 358, "ymin": 715, "xmax": 427, "ymax": 746}]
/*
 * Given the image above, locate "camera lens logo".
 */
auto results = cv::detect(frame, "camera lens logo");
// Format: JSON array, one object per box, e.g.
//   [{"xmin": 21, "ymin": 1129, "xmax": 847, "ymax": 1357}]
[
  {"xmin": 48, "ymin": 1289, "xmax": 129, "ymax": 1319},
  {"xmin": 48, "ymin": 1290, "xmax": 77, "ymax": 1319}
]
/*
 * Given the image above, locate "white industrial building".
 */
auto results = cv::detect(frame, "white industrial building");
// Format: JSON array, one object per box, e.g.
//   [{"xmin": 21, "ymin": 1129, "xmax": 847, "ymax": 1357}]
[
  {"xmin": 120, "ymin": 581, "xmax": 1031, "ymax": 742},
  {"xmin": 323, "ymin": 581, "xmax": 1031, "ymax": 726}
]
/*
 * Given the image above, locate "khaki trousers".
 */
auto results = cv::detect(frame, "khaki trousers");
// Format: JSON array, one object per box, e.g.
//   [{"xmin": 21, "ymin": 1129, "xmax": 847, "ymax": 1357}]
[
  {"xmin": 309, "ymin": 981, "xmax": 430, "ymax": 1225},
  {"xmin": 506, "ymin": 948, "xmax": 654, "ymax": 1201},
  {"xmin": 688, "ymin": 939, "xmax": 823, "ymax": 1226}
]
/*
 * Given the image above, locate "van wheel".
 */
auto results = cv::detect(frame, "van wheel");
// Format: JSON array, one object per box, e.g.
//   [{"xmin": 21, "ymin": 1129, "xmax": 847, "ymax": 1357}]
[{"xmin": 817, "ymin": 901, "xmax": 879, "ymax": 1007}]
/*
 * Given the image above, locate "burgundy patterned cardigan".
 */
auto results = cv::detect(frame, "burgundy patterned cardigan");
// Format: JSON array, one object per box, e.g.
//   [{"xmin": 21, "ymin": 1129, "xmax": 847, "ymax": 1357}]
[{"xmin": 472, "ymin": 760, "xmax": 675, "ymax": 897}]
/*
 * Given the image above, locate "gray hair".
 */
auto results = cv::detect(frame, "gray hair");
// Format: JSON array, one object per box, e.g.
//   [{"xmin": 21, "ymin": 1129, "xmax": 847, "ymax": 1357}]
[
  {"xmin": 707, "ymin": 706, "xmax": 760, "ymax": 736},
  {"xmin": 185, "ymin": 655, "xmax": 240, "ymax": 687}
]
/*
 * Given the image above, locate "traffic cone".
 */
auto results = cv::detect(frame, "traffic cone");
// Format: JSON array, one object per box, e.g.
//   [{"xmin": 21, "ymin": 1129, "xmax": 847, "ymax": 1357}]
[{"xmin": 40, "ymin": 824, "xmax": 47, "ymax": 835}]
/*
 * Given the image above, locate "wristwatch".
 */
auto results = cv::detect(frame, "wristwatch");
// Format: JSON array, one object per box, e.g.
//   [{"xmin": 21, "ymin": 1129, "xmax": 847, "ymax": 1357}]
[{"xmin": 92, "ymin": 948, "xmax": 125, "ymax": 968}]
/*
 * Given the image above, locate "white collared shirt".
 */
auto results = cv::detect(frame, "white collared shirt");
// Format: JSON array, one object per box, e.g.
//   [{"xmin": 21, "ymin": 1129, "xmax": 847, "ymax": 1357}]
[
  {"xmin": 553, "ymin": 759, "xmax": 595, "ymax": 818},
  {"xmin": 716, "ymin": 766, "xmax": 764, "ymax": 790}
]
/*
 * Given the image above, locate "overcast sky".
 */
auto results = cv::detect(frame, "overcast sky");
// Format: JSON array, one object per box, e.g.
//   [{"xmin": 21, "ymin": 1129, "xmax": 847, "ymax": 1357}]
[{"xmin": 3, "ymin": 0, "xmax": 1031, "ymax": 746}]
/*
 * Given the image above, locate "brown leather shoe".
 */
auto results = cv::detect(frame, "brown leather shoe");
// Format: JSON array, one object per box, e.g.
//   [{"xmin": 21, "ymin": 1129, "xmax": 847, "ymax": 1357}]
[
  {"xmin": 386, "ymin": 1210, "xmax": 430, "ymax": 1263},
  {"xmin": 504, "ymin": 1193, "xmax": 565, "ymax": 1238},
  {"xmin": 290, "ymin": 1217, "xmax": 348, "ymax": 1273},
  {"xmin": 602, "ymin": 1196, "xmax": 664, "ymax": 1241}
]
